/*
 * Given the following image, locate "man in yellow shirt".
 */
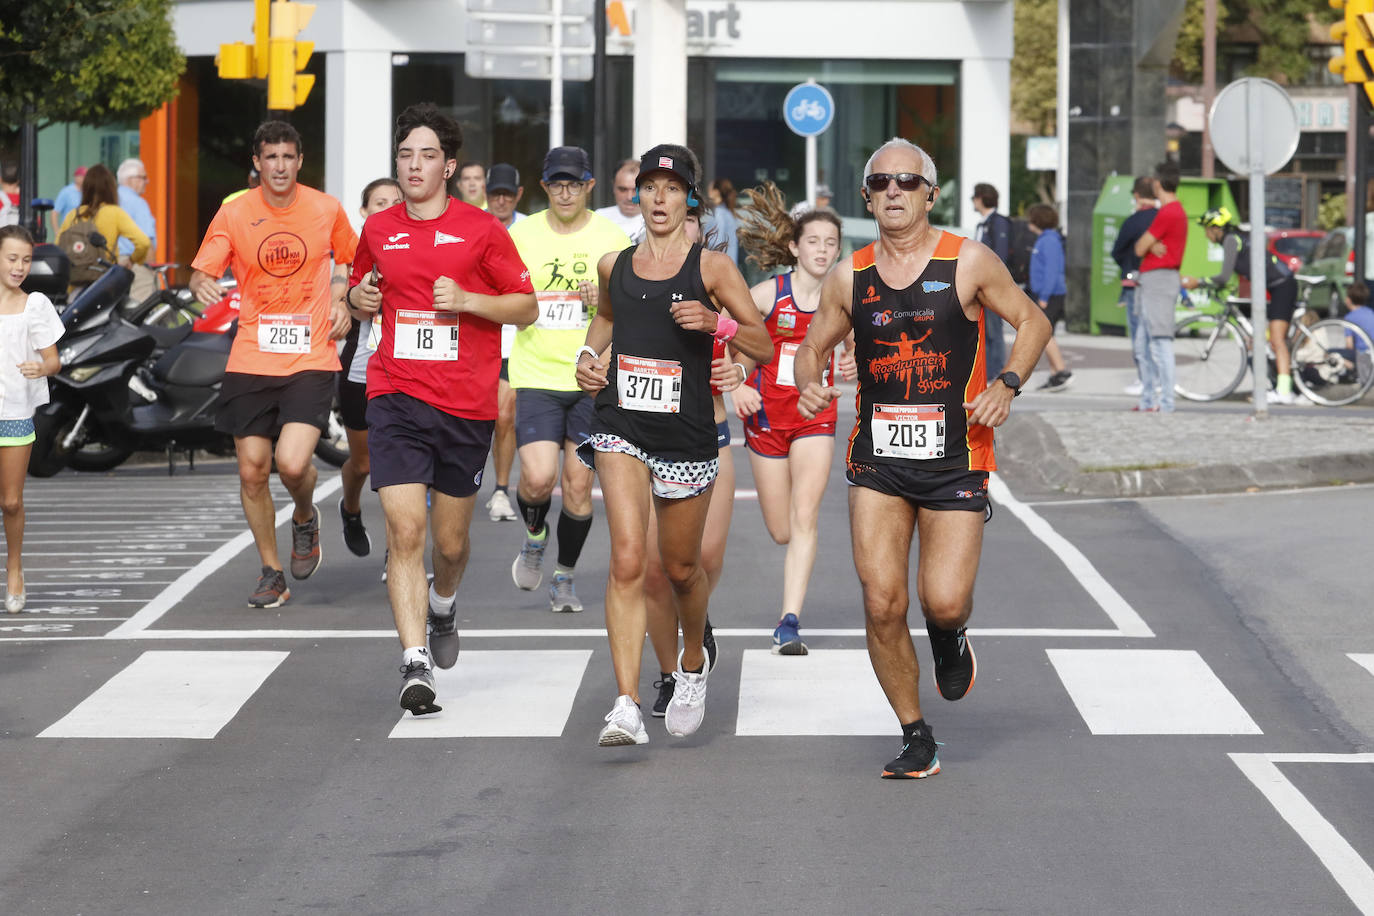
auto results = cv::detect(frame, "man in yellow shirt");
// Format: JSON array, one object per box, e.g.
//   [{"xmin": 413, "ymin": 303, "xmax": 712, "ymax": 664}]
[{"xmin": 507, "ymin": 146, "xmax": 632, "ymax": 612}]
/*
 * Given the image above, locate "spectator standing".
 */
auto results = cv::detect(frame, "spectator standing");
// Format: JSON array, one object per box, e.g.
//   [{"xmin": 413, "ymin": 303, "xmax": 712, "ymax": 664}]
[
  {"xmin": 1, "ymin": 162, "xmax": 18, "ymax": 208},
  {"xmin": 57, "ymin": 163, "xmax": 150, "ymax": 286},
  {"xmin": 1132, "ymin": 160, "xmax": 1188, "ymax": 413},
  {"xmin": 1111, "ymin": 177, "xmax": 1158, "ymax": 397},
  {"xmin": 457, "ymin": 161, "xmax": 486, "ymax": 209},
  {"xmin": 971, "ymin": 182, "xmax": 1013, "ymax": 379},
  {"xmin": 594, "ymin": 158, "xmax": 645, "ymax": 243},
  {"xmin": 705, "ymin": 178, "xmax": 742, "ymax": 265},
  {"xmin": 117, "ymin": 158, "xmax": 158, "ymax": 300},
  {"xmin": 51, "ymin": 166, "xmax": 87, "ymax": 235},
  {"xmin": 1027, "ymin": 203, "xmax": 1071, "ymax": 391}
]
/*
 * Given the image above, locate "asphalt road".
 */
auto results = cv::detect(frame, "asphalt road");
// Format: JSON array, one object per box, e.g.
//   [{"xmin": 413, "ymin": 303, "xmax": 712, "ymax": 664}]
[{"xmin": 1, "ymin": 408, "xmax": 1372, "ymax": 914}]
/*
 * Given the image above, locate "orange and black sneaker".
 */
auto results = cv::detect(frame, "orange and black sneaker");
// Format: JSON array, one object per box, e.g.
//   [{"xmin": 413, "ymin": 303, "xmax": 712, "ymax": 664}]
[
  {"xmin": 881, "ymin": 720, "xmax": 940, "ymax": 779},
  {"xmin": 928, "ymin": 621, "xmax": 976, "ymax": 701},
  {"xmin": 248, "ymin": 566, "xmax": 290, "ymax": 608}
]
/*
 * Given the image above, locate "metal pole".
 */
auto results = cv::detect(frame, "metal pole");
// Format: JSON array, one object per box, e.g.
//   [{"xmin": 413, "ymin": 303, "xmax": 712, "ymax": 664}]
[
  {"xmin": 549, "ymin": 0, "xmax": 564, "ymax": 150},
  {"xmin": 1056, "ymin": 0, "xmax": 1068, "ymax": 224},
  {"xmin": 592, "ymin": 0, "xmax": 608, "ymax": 206},
  {"xmin": 18, "ymin": 116, "xmax": 38, "ymax": 236},
  {"xmin": 1248, "ymin": 81, "xmax": 1268, "ymax": 417},
  {"xmin": 1354, "ymin": 97, "xmax": 1370, "ymax": 284},
  {"xmin": 806, "ymin": 135, "xmax": 816, "ymax": 208},
  {"xmin": 1348, "ymin": 85, "xmax": 1358, "ymax": 228},
  {"xmin": 1201, "ymin": 0, "xmax": 1216, "ymax": 179}
]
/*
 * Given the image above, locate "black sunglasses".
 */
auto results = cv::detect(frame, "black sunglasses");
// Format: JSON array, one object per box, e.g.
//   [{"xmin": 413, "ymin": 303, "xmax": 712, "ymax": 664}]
[{"xmin": 864, "ymin": 172, "xmax": 931, "ymax": 193}]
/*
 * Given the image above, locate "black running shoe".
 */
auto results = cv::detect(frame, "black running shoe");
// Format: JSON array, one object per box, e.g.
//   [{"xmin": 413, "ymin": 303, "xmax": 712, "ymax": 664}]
[
  {"xmin": 882, "ymin": 721, "xmax": 940, "ymax": 779},
  {"xmin": 427, "ymin": 609, "xmax": 460, "ymax": 670},
  {"xmin": 650, "ymin": 673, "xmax": 676, "ymax": 718},
  {"xmin": 339, "ymin": 497, "xmax": 371, "ymax": 557},
  {"xmin": 399, "ymin": 660, "xmax": 442, "ymax": 716},
  {"xmin": 703, "ymin": 617, "xmax": 719, "ymax": 672},
  {"xmin": 927, "ymin": 621, "xmax": 976, "ymax": 701}
]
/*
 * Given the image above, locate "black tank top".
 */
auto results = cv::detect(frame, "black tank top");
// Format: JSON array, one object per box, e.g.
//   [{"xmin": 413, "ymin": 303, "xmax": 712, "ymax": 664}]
[
  {"xmin": 594, "ymin": 243, "xmax": 718, "ymax": 460},
  {"xmin": 846, "ymin": 233, "xmax": 995, "ymax": 473}
]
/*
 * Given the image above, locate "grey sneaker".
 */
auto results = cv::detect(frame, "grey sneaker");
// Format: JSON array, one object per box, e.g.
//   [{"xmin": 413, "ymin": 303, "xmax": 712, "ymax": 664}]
[
  {"xmin": 511, "ymin": 526, "xmax": 548, "ymax": 590},
  {"xmin": 427, "ymin": 607, "xmax": 460, "ymax": 670},
  {"xmin": 548, "ymin": 571, "xmax": 583, "ymax": 613},
  {"xmin": 399, "ymin": 659, "xmax": 442, "ymax": 716},
  {"xmin": 247, "ymin": 565, "xmax": 290, "ymax": 608},
  {"xmin": 598, "ymin": 695, "xmax": 648, "ymax": 746},
  {"xmin": 289, "ymin": 505, "xmax": 322, "ymax": 580}
]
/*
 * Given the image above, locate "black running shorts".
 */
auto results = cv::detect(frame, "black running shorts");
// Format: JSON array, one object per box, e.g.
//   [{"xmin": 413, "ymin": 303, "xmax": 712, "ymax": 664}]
[
  {"xmin": 367, "ymin": 392, "xmax": 494, "ymax": 498},
  {"xmin": 338, "ymin": 376, "xmax": 368, "ymax": 432},
  {"xmin": 215, "ymin": 370, "xmax": 335, "ymax": 439},
  {"xmin": 514, "ymin": 387, "xmax": 597, "ymax": 448},
  {"xmin": 846, "ymin": 462, "xmax": 989, "ymax": 513}
]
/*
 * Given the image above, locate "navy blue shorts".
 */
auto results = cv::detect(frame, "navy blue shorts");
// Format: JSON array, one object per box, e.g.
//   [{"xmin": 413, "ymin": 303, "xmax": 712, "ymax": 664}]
[
  {"xmin": 514, "ymin": 388, "xmax": 597, "ymax": 448},
  {"xmin": 716, "ymin": 420, "xmax": 731, "ymax": 449},
  {"xmin": 367, "ymin": 393, "xmax": 494, "ymax": 498},
  {"xmin": 846, "ymin": 462, "xmax": 989, "ymax": 513}
]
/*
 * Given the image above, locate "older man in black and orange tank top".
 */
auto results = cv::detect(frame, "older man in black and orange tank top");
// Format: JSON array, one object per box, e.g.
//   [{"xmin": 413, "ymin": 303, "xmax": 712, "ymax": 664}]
[{"xmin": 792, "ymin": 138, "xmax": 1051, "ymax": 781}]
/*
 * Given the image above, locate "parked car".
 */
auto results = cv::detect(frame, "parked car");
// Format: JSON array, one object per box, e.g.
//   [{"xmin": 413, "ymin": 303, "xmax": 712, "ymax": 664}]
[
  {"xmin": 1266, "ymin": 229, "xmax": 1325, "ymax": 273},
  {"xmin": 1299, "ymin": 219, "xmax": 1374, "ymax": 315}
]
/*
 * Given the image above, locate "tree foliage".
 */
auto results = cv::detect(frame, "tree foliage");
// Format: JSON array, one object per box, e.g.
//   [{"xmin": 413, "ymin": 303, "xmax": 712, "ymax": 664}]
[
  {"xmin": 1011, "ymin": 0, "xmax": 1057, "ymax": 137},
  {"xmin": 0, "ymin": 0, "xmax": 184, "ymax": 129},
  {"xmin": 1172, "ymin": 0, "xmax": 1338, "ymax": 84}
]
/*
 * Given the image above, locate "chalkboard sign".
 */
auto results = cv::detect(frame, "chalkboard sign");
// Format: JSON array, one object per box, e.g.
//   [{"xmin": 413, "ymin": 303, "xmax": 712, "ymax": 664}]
[{"xmin": 1265, "ymin": 175, "xmax": 1304, "ymax": 229}]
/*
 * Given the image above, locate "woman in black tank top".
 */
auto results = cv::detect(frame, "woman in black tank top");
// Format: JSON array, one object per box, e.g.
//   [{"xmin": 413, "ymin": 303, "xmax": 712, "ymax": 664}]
[{"xmin": 571, "ymin": 144, "xmax": 771, "ymax": 745}]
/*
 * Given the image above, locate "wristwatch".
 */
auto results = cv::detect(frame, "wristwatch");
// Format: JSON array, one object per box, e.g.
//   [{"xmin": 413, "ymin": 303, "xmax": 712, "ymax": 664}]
[{"xmin": 996, "ymin": 371, "xmax": 1022, "ymax": 397}]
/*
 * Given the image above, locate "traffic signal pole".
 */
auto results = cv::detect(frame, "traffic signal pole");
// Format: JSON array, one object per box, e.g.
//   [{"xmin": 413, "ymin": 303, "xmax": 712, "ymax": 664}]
[{"xmin": 1356, "ymin": 98, "xmax": 1370, "ymax": 283}]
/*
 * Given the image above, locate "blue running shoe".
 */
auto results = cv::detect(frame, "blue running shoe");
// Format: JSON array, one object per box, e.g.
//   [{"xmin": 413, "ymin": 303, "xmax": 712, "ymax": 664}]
[{"xmin": 771, "ymin": 613, "xmax": 809, "ymax": 656}]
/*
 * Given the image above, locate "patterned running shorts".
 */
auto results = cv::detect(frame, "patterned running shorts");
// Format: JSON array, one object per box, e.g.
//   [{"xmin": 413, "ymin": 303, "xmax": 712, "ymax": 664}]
[{"xmin": 577, "ymin": 433, "xmax": 718, "ymax": 499}]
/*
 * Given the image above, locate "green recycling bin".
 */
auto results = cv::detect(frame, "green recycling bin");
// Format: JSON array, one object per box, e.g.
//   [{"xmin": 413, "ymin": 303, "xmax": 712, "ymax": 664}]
[{"xmin": 1090, "ymin": 175, "xmax": 1238, "ymax": 333}]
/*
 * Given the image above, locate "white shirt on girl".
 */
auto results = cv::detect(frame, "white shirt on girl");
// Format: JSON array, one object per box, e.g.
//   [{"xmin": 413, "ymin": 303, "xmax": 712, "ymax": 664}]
[{"xmin": 0, "ymin": 293, "xmax": 64, "ymax": 419}]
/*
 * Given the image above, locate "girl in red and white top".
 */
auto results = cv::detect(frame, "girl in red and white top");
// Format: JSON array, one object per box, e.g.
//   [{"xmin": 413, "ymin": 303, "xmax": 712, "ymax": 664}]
[{"xmin": 732, "ymin": 183, "xmax": 854, "ymax": 655}]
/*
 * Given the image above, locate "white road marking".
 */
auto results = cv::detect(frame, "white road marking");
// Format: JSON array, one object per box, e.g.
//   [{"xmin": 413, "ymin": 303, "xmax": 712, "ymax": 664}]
[
  {"xmin": 1047, "ymin": 649, "xmax": 1262, "ymax": 735},
  {"xmin": 39, "ymin": 650, "xmax": 288, "ymax": 739},
  {"xmin": 389, "ymin": 650, "xmax": 592, "ymax": 737},
  {"xmin": 1349, "ymin": 654, "xmax": 1374, "ymax": 678},
  {"xmin": 736, "ymin": 650, "xmax": 895, "ymax": 735},
  {"xmin": 989, "ymin": 475, "xmax": 1154, "ymax": 637},
  {"xmin": 107, "ymin": 475, "xmax": 343, "ymax": 638},
  {"xmin": 1230, "ymin": 753, "xmax": 1374, "ymax": 913},
  {"xmin": 95, "ymin": 626, "xmax": 1139, "ymax": 642}
]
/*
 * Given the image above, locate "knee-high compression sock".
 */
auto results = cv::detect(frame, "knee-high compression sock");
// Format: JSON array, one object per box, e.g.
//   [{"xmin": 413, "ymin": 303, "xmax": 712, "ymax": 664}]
[
  {"xmin": 517, "ymin": 494, "xmax": 551, "ymax": 536},
  {"xmin": 555, "ymin": 509, "xmax": 594, "ymax": 570}
]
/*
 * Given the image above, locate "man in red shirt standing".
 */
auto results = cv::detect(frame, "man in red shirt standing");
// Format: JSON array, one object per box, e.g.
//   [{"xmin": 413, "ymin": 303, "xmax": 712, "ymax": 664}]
[
  {"xmin": 348, "ymin": 104, "xmax": 537, "ymax": 716},
  {"xmin": 1132, "ymin": 160, "xmax": 1188, "ymax": 413}
]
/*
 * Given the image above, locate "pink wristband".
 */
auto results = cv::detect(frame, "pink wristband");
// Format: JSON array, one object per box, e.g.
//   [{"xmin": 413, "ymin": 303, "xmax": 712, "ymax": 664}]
[{"xmin": 713, "ymin": 316, "xmax": 739, "ymax": 342}]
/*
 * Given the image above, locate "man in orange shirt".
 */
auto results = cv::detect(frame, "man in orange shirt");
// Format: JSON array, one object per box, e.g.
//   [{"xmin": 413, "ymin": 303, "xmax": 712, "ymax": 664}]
[{"xmin": 190, "ymin": 121, "xmax": 358, "ymax": 608}]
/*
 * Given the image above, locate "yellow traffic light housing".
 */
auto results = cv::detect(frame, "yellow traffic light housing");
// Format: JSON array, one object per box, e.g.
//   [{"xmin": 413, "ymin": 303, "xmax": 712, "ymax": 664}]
[
  {"xmin": 267, "ymin": 1, "xmax": 316, "ymax": 111},
  {"xmin": 216, "ymin": 42, "xmax": 253, "ymax": 80},
  {"xmin": 1331, "ymin": 0, "xmax": 1374, "ymax": 105}
]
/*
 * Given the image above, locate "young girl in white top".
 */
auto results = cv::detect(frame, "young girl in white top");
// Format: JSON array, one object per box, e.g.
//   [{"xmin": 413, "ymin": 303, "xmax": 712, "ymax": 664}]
[{"xmin": 0, "ymin": 226, "xmax": 65, "ymax": 612}]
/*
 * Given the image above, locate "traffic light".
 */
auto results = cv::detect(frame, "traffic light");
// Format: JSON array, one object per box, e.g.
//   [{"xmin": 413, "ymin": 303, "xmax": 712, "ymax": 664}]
[
  {"xmin": 1330, "ymin": 0, "xmax": 1374, "ymax": 106},
  {"xmin": 217, "ymin": 0, "xmax": 270, "ymax": 81},
  {"xmin": 267, "ymin": 1, "xmax": 316, "ymax": 111}
]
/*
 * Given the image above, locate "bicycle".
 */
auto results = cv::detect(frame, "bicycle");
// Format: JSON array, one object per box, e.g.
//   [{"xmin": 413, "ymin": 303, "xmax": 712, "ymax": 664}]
[{"xmin": 1172, "ymin": 286, "xmax": 1374, "ymax": 406}]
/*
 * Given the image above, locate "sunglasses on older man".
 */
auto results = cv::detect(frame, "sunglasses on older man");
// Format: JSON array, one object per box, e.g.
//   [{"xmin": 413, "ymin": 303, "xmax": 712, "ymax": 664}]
[{"xmin": 863, "ymin": 172, "xmax": 931, "ymax": 193}]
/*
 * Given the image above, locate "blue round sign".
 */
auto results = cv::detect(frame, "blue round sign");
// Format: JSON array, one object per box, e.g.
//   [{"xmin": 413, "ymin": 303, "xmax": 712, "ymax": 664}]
[{"xmin": 783, "ymin": 82, "xmax": 834, "ymax": 138}]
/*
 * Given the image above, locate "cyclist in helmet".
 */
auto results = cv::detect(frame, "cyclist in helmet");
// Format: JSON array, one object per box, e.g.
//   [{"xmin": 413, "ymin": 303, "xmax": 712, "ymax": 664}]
[{"xmin": 1183, "ymin": 206, "xmax": 1300, "ymax": 404}]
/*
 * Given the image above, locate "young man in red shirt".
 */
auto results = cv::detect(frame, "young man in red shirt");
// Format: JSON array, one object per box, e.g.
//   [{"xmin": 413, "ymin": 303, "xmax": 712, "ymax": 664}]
[
  {"xmin": 347, "ymin": 104, "xmax": 537, "ymax": 715},
  {"xmin": 1132, "ymin": 160, "xmax": 1188, "ymax": 413}
]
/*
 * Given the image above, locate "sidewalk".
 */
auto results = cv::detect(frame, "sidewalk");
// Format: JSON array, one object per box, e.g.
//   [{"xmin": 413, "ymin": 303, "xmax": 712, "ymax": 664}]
[{"xmin": 995, "ymin": 332, "xmax": 1374, "ymax": 499}]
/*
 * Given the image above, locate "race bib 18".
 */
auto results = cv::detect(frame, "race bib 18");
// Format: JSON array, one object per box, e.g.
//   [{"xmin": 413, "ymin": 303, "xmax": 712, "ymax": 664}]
[
  {"xmin": 258, "ymin": 314, "xmax": 311, "ymax": 354},
  {"xmin": 393, "ymin": 309, "xmax": 459, "ymax": 361},
  {"xmin": 617, "ymin": 354, "xmax": 682, "ymax": 413},
  {"xmin": 534, "ymin": 291, "xmax": 585, "ymax": 330},
  {"xmin": 871, "ymin": 403, "xmax": 945, "ymax": 460}
]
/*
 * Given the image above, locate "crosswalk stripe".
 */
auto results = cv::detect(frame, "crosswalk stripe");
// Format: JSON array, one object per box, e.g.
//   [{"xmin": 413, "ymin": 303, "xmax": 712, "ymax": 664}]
[
  {"xmin": 735, "ymin": 650, "xmax": 894, "ymax": 736},
  {"xmin": 1348, "ymin": 654, "xmax": 1374, "ymax": 678},
  {"xmin": 39, "ymin": 650, "xmax": 288, "ymax": 739},
  {"xmin": 389, "ymin": 650, "xmax": 593, "ymax": 738},
  {"xmin": 1048, "ymin": 649, "xmax": 1262, "ymax": 735}
]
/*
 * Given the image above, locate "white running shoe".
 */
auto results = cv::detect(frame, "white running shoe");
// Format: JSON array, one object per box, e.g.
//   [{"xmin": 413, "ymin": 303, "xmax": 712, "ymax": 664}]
[
  {"xmin": 664, "ymin": 647, "xmax": 710, "ymax": 737},
  {"xmin": 487, "ymin": 490, "xmax": 518, "ymax": 521},
  {"xmin": 1268, "ymin": 389, "xmax": 1296, "ymax": 405},
  {"xmin": 598, "ymin": 694, "xmax": 649, "ymax": 746},
  {"xmin": 1124, "ymin": 380, "xmax": 1144, "ymax": 396}
]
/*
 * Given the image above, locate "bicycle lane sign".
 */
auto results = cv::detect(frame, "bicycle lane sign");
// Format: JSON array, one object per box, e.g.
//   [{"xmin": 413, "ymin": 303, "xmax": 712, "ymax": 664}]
[{"xmin": 783, "ymin": 81, "xmax": 834, "ymax": 137}]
